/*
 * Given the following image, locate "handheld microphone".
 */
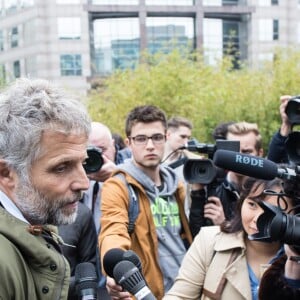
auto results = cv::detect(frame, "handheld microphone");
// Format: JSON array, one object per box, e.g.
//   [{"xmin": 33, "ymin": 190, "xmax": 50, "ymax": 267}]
[
  {"xmin": 103, "ymin": 248, "xmax": 125, "ymax": 277},
  {"xmin": 75, "ymin": 262, "xmax": 98, "ymax": 300},
  {"xmin": 113, "ymin": 260, "xmax": 156, "ymax": 300},
  {"xmin": 122, "ymin": 249, "xmax": 143, "ymax": 274},
  {"xmin": 213, "ymin": 150, "xmax": 296, "ymax": 180},
  {"xmin": 103, "ymin": 248, "xmax": 144, "ymax": 277}
]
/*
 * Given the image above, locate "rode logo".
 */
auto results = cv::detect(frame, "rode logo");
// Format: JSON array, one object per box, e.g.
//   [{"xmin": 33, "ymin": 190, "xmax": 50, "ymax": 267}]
[{"xmin": 235, "ymin": 155, "xmax": 264, "ymax": 167}]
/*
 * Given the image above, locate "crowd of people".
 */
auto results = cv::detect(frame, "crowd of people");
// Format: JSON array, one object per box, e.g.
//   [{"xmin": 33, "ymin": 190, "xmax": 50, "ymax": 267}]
[{"xmin": 0, "ymin": 78, "xmax": 300, "ymax": 300}]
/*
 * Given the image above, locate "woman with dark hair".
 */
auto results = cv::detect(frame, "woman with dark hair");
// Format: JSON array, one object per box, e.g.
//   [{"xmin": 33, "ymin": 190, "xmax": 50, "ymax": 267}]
[{"xmin": 164, "ymin": 177, "xmax": 293, "ymax": 300}]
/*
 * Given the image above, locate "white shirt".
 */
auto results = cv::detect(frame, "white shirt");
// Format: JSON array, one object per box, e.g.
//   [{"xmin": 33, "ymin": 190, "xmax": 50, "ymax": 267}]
[{"xmin": 0, "ymin": 190, "xmax": 29, "ymax": 224}]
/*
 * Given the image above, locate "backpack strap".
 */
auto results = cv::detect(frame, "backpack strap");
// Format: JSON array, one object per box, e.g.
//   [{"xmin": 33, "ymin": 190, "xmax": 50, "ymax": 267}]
[{"xmin": 114, "ymin": 173, "xmax": 139, "ymax": 234}]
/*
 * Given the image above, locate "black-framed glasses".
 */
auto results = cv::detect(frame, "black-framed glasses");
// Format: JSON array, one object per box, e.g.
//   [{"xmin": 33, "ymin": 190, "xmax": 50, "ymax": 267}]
[{"xmin": 129, "ymin": 133, "xmax": 166, "ymax": 145}]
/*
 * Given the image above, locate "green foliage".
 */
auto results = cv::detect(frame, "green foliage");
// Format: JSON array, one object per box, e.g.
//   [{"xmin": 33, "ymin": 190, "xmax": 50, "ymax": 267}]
[{"xmin": 86, "ymin": 47, "xmax": 300, "ymax": 152}]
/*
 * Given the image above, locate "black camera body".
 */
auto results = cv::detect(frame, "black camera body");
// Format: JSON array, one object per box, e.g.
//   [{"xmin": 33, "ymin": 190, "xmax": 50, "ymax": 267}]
[
  {"xmin": 183, "ymin": 138, "xmax": 240, "ymax": 184},
  {"xmin": 248, "ymin": 98, "xmax": 300, "ymax": 251},
  {"xmin": 285, "ymin": 95, "xmax": 300, "ymax": 125},
  {"xmin": 83, "ymin": 146, "xmax": 104, "ymax": 174}
]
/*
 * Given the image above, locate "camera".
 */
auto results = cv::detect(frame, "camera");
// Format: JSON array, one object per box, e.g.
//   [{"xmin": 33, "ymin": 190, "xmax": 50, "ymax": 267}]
[
  {"xmin": 183, "ymin": 139, "xmax": 240, "ymax": 184},
  {"xmin": 83, "ymin": 146, "xmax": 104, "ymax": 174},
  {"xmin": 213, "ymin": 132, "xmax": 300, "ymax": 252},
  {"xmin": 249, "ymin": 200, "xmax": 300, "ymax": 254},
  {"xmin": 285, "ymin": 95, "xmax": 300, "ymax": 125}
]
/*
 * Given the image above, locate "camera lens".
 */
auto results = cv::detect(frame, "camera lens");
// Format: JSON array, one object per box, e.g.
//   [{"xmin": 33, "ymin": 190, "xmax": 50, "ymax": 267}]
[{"xmin": 84, "ymin": 147, "xmax": 104, "ymax": 173}]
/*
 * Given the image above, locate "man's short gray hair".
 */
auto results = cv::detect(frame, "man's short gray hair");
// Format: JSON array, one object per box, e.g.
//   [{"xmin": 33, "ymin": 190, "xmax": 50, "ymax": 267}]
[{"xmin": 0, "ymin": 78, "xmax": 91, "ymax": 178}]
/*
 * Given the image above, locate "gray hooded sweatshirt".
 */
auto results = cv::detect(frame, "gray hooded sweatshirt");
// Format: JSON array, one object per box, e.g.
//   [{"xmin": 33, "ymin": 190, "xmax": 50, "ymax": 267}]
[{"xmin": 118, "ymin": 159, "xmax": 187, "ymax": 292}]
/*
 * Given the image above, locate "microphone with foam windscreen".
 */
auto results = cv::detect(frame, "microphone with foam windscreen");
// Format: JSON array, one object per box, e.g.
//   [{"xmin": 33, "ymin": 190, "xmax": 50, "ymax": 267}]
[
  {"xmin": 122, "ymin": 249, "xmax": 143, "ymax": 275},
  {"xmin": 103, "ymin": 248, "xmax": 125, "ymax": 277},
  {"xmin": 113, "ymin": 260, "xmax": 156, "ymax": 300},
  {"xmin": 213, "ymin": 150, "xmax": 296, "ymax": 180},
  {"xmin": 103, "ymin": 248, "xmax": 144, "ymax": 277},
  {"xmin": 75, "ymin": 262, "xmax": 98, "ymax": 300}
]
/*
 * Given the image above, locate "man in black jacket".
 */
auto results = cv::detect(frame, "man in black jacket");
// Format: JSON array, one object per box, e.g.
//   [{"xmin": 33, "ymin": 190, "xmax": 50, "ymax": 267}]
[
  {"xmin": 189, "ymin": 121, "xmax": 264, "ymax": 237},
  {"xmin": 58, "ymin": 202, "xmax": 98, "ymax": 300}
]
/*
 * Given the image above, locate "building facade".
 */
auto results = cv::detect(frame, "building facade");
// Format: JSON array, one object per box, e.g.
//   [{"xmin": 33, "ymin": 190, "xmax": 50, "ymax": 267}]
[{"xmin": 0, "ymin": 0, "xmax": 299, "ymax": 94}]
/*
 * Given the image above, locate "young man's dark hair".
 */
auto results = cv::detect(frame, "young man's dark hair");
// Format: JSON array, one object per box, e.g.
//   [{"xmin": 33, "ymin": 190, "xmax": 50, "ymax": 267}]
[{"xmin": 125, "ymin": 105, "xmax": 167, "ymax": 137}]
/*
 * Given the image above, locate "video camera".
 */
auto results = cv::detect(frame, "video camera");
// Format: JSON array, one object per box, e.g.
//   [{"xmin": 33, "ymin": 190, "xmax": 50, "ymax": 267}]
[
  {"xmin": 83, "ymin": 146, "xmax": 104, "ymax": 174},
  {"xmin": 182, "ymin": 138, "xmax": 240, "ymax": 184},
  {"xmin": 213, "ymin": 96, "xmax": 300, "ymax": 252}
]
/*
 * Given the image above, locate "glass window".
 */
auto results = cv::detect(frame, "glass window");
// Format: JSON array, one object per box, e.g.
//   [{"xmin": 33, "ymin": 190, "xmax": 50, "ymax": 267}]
[
  {"xmin": 57, "ymin": 0, "xmax": 80, "ymax": 3},
  {"xmin": 297, "ymin": 22, "xmax": 300, "ymax": 43},
  {"xmin": 258, "ymin": 19, "xmax": 273, "ymax": 41},
  {"xmin": 20, "ymin": 0, "xmax": 35, "ymax": 8},
  {"xmin": 223, "ymin": 20, "xmax": 240, "ymax": 68},
  {"xmin": 24, "ymin": 19, "xmax": 37, "ymax": 45},
  {"xmin": 0, "ymin": 31, "xmax": 4, "ymax": 51},
  {"xmin": 4, "ymin": 0, "xmax": 18, "ymax": 14},
  {"xmin": 57, "ymin": 18, "xmax": 81, "ymax": 40},
  {"xmin": 258, "ymin": 0, "xmax": 278, "ymax": 6},
  {"xmin": 203, "ymin": 0, "xmax": 221, "ymax": 5},
  {"xmin": 203, "ymin": 18, "xmax": 223, "ymax": 65},
  {"xmin": 13, "ymin": 60, "xmax": 21, "ymax": 78},
  {"xmin": 223, "ymin": 0, "xmax": 238, "ymax": 5},
  {"xmin": 93, "ymin": 18, "xmax": 140, "ymax": 74},
  {"xmin": 146, "ymin": 17, "xmax": 194, "ymax": 54},
  {"xmin": 273, "ymin": 19, "xmax": 279, "ymax": 40},
  {"xmin": 60, "ymin": 54, "xmax": 82, "ymax": 76},
  {"xmin": 25, "ymin": 56, "xmax": 37, "ymax": 77},
  {"xmin": 91, "ymin": 0, "xmax": 138, "ymax": 4},
  {"xmin": 146, "ymin": 0, "xmax": 193, "ymax": 5},
  {"xmin": 11, "ymin": 27, "xmax": 18, "ymax": 48}
]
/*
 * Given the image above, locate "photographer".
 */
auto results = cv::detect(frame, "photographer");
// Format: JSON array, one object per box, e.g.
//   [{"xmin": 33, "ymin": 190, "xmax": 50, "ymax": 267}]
[
  {"xmin": 267, "ymin": 95, "xmax": 292, "ymax": 163},
  {"xmin": 259, "ymin": 179, "xmax": 300, "ymax": 299},
  {"xmin": 164, "ymin": 177, "xmax": 293, "ymax": 300},
  {"xmin": 189, "ymin": 122, "xmax": 264, "ymax": 237}
]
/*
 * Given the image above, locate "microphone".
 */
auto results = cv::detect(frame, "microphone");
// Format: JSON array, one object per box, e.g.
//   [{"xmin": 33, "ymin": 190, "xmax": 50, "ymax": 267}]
[
  {"xmin": 103, "ymin": 248, "xmax": 144, "ymax": 277},
  {"xmin": 103, "ymin": 248, "xmax": 125, "ymax": 277},
  {"xmin": 75, "ymin": 262, "xmax": 98, "ymax": 300},
  {"xmin": 113, "ymin": 260, "xmax": 156, "ymax": 300},
  {"xmin": 122, "ymin": 249, "xmax": 143, "ymax": 274},
  {"xmin": 213, "ymin": 150, "xmax": 296, "ymax": 180}
]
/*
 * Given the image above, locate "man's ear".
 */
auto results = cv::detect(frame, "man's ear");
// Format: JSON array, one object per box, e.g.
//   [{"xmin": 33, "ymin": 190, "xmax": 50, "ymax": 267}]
[
  {"xmin": 0, "ymin": 160, "xmax": 16, "ymax": 189},
  {"xmin": 258, "ymin": 148, "xmax": 264, "ymax": 157},
  {"xmin": 125, "ymin": 137, "xmax": 131, "ymax": 147}
]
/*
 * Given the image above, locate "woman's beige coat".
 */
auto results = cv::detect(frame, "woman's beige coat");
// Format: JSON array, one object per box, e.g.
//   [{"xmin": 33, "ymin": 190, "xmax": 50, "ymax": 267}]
[{"xmin": 164, "ymin": 226, "xmax": 252, "ymax": 300}]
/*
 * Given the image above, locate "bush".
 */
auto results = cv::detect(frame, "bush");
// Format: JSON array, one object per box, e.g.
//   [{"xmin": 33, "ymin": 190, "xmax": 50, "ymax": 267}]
[{"xmin": 86, "ymin": 47, "xmax": 300, "ymax": 152}]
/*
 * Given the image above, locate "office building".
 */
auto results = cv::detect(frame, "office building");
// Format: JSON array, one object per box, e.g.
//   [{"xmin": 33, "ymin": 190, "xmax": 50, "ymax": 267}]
[{"xmin": 0, "ymin": 0, "xmax": 299, "ymax": 94}]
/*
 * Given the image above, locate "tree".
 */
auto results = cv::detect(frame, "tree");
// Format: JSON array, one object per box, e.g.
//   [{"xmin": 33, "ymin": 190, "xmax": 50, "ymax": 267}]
[{"xmin": 86, "ymin": 47, "xmax": 300, "ymax": 152}]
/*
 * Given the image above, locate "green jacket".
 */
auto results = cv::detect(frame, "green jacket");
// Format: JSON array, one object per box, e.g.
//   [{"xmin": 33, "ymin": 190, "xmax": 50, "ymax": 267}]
[{"xmin": 0, "ymin": 206, "xmax": 70, "ymax": 300}]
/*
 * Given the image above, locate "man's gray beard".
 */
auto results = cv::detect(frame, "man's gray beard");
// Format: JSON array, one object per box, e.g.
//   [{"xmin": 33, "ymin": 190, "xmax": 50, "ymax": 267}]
[{"xmin": 14, "ymin": 178, "xmax": 79, "ymax": 225}]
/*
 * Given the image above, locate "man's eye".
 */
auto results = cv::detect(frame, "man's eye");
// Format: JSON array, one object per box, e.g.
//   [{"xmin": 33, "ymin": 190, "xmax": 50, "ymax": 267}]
[
  {"xmin": 136, "ymin": 136, "xmax": 147, "ymax": 142},
  {"xmin": 54, "ymin": 164, "xmax": 68, "ymax": 173}
]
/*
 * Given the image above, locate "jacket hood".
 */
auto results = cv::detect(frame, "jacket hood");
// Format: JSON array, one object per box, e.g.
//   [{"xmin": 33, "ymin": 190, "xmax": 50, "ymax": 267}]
[{"xmin": 117, "ymin": 159, "xmax": 179, "ymax": 198}]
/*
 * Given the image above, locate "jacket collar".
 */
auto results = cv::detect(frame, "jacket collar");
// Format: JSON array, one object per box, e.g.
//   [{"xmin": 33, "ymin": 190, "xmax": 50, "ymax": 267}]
[{"xmin": 214, "ymin": 230, "xmax": 246, "ymax": 252}]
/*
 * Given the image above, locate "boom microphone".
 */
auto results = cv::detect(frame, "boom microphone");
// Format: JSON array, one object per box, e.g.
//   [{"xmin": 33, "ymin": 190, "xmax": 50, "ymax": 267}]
[
  {"xmin": 75, "ymin": 262, "xmax": 98, "ymax": 300},
  {"xmin": 113, "ymin": 260, "xmax": 156, "ymax": 300},
  {"xmin": 213, "ymin": 150, "xmax": 296, "ymax": 180}
]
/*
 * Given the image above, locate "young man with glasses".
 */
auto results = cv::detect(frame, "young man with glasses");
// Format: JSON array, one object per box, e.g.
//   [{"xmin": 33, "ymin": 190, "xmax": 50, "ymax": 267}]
[{"xmin": 99, "ymin": 105, "xmax": 193, "ymax": 300}]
